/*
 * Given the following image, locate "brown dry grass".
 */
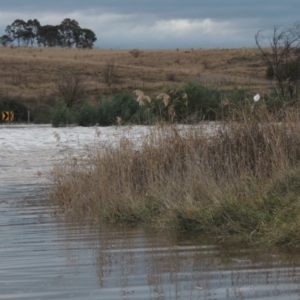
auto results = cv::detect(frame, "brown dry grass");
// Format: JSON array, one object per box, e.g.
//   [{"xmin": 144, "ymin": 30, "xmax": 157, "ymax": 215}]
[
  {"xmin": 0, "ymin": 47, "xmax": 270, "ymax": 105},
  {"xmin": 49, "ymin": 108, "xmax": 300, "ymax": 246}
]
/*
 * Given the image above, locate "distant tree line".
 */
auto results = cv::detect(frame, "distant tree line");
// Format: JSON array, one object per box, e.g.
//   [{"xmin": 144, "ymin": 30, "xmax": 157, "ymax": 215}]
[{"xmin": 0, "ymin": 18, "xmax": 97, "ymax": 48}]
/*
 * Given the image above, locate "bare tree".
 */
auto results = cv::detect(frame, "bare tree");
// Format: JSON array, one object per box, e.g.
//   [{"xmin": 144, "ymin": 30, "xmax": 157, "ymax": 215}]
[
  {"xmin": 56, "ymin": 73, "xmax": 86, "ymax": 107},
  {"xmin": 255, "ymin": 24, "xmax": 300, "ymax": 100}
]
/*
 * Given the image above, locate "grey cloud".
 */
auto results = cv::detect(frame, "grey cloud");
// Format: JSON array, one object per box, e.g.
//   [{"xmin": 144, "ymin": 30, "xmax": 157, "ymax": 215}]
[
  {"xmin": 0, "ymin": 0, "xmax": 298, "ymax": 49},
  {"xmin": 2, "ymin": 0, "xmax": 298, "ymax": 20}
]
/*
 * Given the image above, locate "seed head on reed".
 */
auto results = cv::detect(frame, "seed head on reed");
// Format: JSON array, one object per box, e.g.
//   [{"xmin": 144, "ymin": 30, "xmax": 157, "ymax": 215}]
[
  {"xmin": 157, "ymin": 93, "xmax": 171, "ymax": 107},
  {"xmin": 133, "ymin": 90, "xmax": 151, "ymax": 106},
  {"xmin": 116, "ymin": 116, "xmax": 122, "ymax": 125},
  {"xmin": 182, "ymin": 92, "xmax": 188, "ymax": 106}
]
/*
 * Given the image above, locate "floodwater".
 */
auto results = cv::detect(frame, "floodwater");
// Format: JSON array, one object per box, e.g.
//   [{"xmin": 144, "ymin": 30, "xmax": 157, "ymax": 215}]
[{"xmin": 1, "ymin": 124, "xmax": 300, "ymax": 300}]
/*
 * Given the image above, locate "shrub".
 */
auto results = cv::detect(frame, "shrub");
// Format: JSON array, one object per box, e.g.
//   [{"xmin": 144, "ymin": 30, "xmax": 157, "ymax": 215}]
[
  {"xmin": 263, "ymin": 90, "xmax": 286, "ymax": 112},
  {"xmin": 96, "ymin": 92, "xmax": 141, "ymax": 126},
  {"xmin": 129, "ymin": 48, "xmax": 142, "ymax": 58},
  {"xmin": 159, "ymin": 81, "xmax": 222, "ymax": 122},
  {"xmin": 183, "ymin": 81, "xmax": 221, "ymax": 121},
  {"xmin": 51, "ymin": 100, "xmax": 72, "ymax": 127},
  {"xmin": 74, "ymin": 101, "xmax": 97, "ymax": 126},
  {"xmin": 96, "ymin": 96, "xmax": 118, "ymax": 126},
  {"xmin": 55, "ymin": 73, "xmax": 86, "ymax": 107},
  {"xmin": 155, "ymin": 89, "xmax": 188, "ymax": 122},
  {"xmin": 220, "ymin": 87, "xmax": 249, "ymax": 119}
]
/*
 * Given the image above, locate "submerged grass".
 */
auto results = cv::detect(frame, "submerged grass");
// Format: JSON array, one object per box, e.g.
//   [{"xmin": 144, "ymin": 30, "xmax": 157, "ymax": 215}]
[{"xmin": 49, "ymin": 108, "xmax": 300, "ymax": 246}]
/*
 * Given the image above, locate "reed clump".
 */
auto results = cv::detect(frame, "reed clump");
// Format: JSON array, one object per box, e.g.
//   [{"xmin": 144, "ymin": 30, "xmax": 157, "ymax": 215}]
[{"xmin": 49, "ymin": 108, "xmax": 300, "ymax": 246}]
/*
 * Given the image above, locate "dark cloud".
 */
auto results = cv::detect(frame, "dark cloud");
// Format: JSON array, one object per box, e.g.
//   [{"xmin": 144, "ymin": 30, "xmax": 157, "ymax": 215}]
[
  {"xmin": 2, "ymin": 0, "xmax": 298, "ymax": 20},
  {"xmin": 0, "ymin": 0, "xmax": 298, "ymax": 48}
]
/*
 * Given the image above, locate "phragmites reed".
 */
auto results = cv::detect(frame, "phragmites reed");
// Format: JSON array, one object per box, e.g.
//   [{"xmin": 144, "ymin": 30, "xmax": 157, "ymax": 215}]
[
  {"xmin": 157, "ymin": 93, "xmax": 171, "ymax": 107},
  {"xmin": 133, "ymin": 90, "xmax": 151, "ymax": 106}
]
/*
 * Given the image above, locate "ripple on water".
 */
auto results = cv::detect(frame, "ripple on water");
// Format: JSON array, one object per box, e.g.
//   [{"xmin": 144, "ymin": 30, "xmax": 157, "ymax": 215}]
[
  {"xmin": 2, "ymin": 193, "xmax": 300, "ymax": 299},
  {"xmin": 2, "ymin": 125, "xmax": 300, "ymax": 299}
]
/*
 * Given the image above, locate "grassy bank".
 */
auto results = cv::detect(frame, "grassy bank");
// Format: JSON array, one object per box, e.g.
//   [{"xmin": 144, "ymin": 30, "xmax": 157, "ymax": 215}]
[{"xmin": 48, "ymin": 108, "xmax": 300, "ymax": 246}]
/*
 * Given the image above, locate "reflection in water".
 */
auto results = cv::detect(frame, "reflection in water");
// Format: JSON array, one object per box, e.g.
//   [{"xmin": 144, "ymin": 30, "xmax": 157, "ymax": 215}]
[
  {"xmin": 2, "ymin": 124, "xmax": 300, "ymax": 299},
  {"xmin": 58, "ymin": 221, "xmax": 300, "ymax": 300},
  {"xmin": 1, "ymin": 197, "xmax": 300, "ymax": 299}
]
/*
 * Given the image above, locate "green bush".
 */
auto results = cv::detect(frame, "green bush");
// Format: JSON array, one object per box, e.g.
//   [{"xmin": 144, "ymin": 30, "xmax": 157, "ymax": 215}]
[
  {"xmin": 156, "ymin": 81, "xmax": 222, "ymax": 122},
  {"xmin": 182, "ymin": 81, "xmax": 221, "ymax": 120},
  {"xmin": 225, "ymin": 87, "xmax": 247, "ymax": 105},
  {"xmin": 96, "ymin": 96, "xmax": 117, "ymax": 126},
  {"xmin": 96, "ymin": 92, "xmax": 141, "ymax": 126},
  {"xmin": 48, "ymin": 83, "xmax": 300, "ymax": 127},
  {"xmin": 51, "ymin": 100, "xmax": 72, "ymax": 127},
  {"xmin": 264, "ymin": 90, "xmax": 292, "ymax": 112},
  {"xmin": 74, "ymin": 101, "xmax": 97, "ymax": 126}
]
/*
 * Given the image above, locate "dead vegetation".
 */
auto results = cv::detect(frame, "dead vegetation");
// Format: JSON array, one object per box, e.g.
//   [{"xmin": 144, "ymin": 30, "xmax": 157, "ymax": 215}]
[
  {"xmin": 48, "ymin": 108, "xmax": 300, "ymax": 246},
  {"xmin": 55, "ymin": 73, "xmax": 86, "ymax": 107},
  {"xmin": 0, "ymin": 47, "xmax": 270, "ymax": 104}
]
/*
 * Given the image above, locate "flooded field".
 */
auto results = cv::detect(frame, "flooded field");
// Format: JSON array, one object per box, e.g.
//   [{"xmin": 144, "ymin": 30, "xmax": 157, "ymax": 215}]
[{"xmin": 1, "ymin": 124, "xmax": 300, "ymax": 299}]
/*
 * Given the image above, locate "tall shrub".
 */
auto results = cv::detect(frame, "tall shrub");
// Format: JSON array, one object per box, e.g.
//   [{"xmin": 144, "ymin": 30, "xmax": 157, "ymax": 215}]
[
  {"xmin": 51, "ymin": 100, "xmax": 72, "ymax": 127},
  {"xmin": 97, "ymin": 92, "xmax": 141, "ymax": 126},
  {"xmin": 182, "ymin": 81, "xmax": 221, "ymax": 121},
  {"xmin": 74, "ymin": 101, "xmax": 97, "ymax": 126}
]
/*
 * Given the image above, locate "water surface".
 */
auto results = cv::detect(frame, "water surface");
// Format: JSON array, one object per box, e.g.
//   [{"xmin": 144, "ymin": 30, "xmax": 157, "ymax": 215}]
[{"xmin": 1, "ymin": 125, "xmax": 300, "ymax": 299}]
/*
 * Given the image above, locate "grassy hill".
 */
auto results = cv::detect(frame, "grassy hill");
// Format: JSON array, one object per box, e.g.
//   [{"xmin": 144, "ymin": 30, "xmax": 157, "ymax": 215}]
[{"xmin": 0, "ymin": 46, "xmax": 272, "ymax": 123}]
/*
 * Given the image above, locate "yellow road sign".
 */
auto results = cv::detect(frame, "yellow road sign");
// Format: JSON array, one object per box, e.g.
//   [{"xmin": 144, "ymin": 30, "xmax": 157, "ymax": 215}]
[
  {"xmin": 2, "ymin": 111, "xmax": 14, "ymax": 121},
  {"xmin": 2, "ymin": 111, "xmax": 9, "ymax": 121}
]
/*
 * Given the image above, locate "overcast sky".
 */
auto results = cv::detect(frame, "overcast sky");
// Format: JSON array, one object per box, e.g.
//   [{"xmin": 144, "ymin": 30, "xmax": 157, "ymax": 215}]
[{"xmin": 0, "ymin": 0, "xmax": 298, "ymax": 49}]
